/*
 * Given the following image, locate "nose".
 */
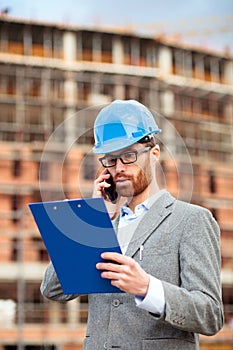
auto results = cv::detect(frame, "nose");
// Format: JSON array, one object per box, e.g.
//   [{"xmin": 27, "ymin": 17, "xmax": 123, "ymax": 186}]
[{"xmin": 115, "ymin": 158, "xmax": 126, "ymax": 172}]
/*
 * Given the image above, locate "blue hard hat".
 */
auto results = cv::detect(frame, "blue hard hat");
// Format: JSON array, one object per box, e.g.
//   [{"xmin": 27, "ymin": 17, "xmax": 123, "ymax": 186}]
[{"xmin": 93, "ymin": 100, "xmax": 161, "ymax": 154}]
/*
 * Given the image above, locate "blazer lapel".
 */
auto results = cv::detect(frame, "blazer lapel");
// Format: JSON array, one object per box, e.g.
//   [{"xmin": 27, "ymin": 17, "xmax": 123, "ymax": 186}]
[{"xmin": 124, "ymin": 192, "xmax": 176, "ymax": 258}]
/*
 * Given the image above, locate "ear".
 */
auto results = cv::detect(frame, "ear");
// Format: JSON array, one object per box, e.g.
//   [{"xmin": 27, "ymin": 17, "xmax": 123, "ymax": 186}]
[{"xmin": 151, "ymin": 144, "xmax": 160, "ymax": 161}]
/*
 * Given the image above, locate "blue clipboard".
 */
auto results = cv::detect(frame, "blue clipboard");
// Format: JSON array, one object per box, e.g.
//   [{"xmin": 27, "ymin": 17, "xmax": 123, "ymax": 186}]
[{"xmin": 28, "ymin": 197, "xmax": 123, "ymax": 294}]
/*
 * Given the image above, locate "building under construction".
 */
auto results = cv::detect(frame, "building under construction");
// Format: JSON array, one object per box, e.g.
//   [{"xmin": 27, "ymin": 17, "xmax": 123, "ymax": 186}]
[{"xmin": 0, "ymin": 15, "xmax": 233, "ymax": 350}]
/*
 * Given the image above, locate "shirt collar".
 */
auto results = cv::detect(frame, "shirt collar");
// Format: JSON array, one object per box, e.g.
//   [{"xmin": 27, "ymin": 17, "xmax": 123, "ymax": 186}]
[
  {"xmin": 120, "ymin": 202, "xmax": 148, "ymax": 218},
  {"xmin": 120, "ymin": 189, "xmax": 167, "ymax": 219}
]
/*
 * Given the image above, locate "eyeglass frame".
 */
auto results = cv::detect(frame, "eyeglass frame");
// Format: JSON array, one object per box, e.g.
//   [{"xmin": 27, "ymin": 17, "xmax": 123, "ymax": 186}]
[{"xmin": 98, "ymin": 146, "xmax": 152, "ymax": 168}]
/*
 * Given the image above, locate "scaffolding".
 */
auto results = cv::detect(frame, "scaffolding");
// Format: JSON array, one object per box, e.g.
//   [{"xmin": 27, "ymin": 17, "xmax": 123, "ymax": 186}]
[{"xmin": 0, "ymin": 14, "xmax": 233, "ymax": 350}]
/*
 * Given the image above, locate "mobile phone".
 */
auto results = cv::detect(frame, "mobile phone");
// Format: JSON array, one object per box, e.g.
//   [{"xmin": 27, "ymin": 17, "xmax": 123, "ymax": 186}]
[{"xmin": 105, "ymin": 172, "xmax": 118, "ymax": 204}]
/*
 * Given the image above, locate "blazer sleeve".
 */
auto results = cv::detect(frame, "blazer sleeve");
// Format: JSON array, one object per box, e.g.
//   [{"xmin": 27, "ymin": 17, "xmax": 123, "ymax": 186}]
[
  {"xmin": 161, "ymin": 206, "xmax": 224, "ymax": 336},
  {"xmin": 40, "ymin": 261, "xmax": 79, "ymax": 302}
]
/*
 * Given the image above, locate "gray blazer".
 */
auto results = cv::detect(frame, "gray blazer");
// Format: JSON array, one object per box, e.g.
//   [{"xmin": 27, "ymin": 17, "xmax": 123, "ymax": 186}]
[{"xmin": 41, "ymin": 192, "xmax": 224, "ymax": 350}]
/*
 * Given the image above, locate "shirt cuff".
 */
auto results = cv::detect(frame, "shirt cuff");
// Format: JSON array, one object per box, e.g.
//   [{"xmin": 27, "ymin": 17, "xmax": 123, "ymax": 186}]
[{"xmin": 135, "ymin": 275, "xmax": 165, "ymax": 315}]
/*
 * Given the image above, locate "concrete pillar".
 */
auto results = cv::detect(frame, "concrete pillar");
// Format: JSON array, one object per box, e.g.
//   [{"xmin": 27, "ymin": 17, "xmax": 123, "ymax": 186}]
[
  {"xmin": 148, "ymin": 81, "xmax": 159, "ymax": 109},
  {"xmin": 41, "ymin": 69, "xmax": 51, "ymax": 131},
  {"xmin": 131, "ymin": 38, "xmax": 140, "ymax": 65},
  {"xmin": 158, "ymin": 46, "xmax": 172, "ymax": 76},
  {"xmin": 173, "ymin": 49, "xmax": 181, "ymax": 75},
  {"xmin": 185, "ymin": 51, "xmax": 193, "ymax": 78},
  {"xmin": 23, "ymin": 26, "xmax": 32, "ymax": 56},
  {"xmin": 224, "ymin": 102, "xmax": 233, "ymax": 125},
  {"xmin": 194, "ymin": 54, "xmax": 204, "ymax": 80},
  {"xmin": 64, "ymin": 78, "xmax": 77, "ymax": 106},
  {"xmin": 223, "ymin": 60, "xmax": 233, "ymax": 84},
  {"xmin": 15, "ymin": 67, "xmax": 25, "ymax": 126},
  {"xmin": 67, "ymin": 299, "xmax": 79, "ymax": 328},
  {"xmin": 63, "ymin": 31, "xmax": 76, "ymax": 61},
  {"xmin": 64, "ymin": 70, "xmax": 77, "ymax": 145},
  {"xmin": 43, "ymin": 29, "xmax": 53, "ymax": 57},
  {"xmin": 0, "ymin": 23, "xmax": 8, "ymax": 51},
  {"xmin": 64, "ymin": 107, "xmax": 77, "ymax": 147},
  {"xmin": 112, "ymin": 36, "xmax": 124, "ymax": 64},
  {"xmin": 161, "ymin": 90, "xmax": 175, "ymax": 117},
  {"xmin": 114, "ymin": 83, "xmax": 125, "ymax": 99},
  {"xmin": 76, "ymin": 32, "xmax": 82, "ymax": 60},
  {"xmin": 91, "ymin": 74, "xmax": 101, "ymax": 95},
  {"xmin": 210, "ymin": 58, "xmax": 219, "ymax": 82},
  {"xmin": 92, "ymin": 33, "xmax": 101, "ymax": 62},
  {"xmin": 49, "ymin": 301, "xmax": 61, "ymax": 324}
]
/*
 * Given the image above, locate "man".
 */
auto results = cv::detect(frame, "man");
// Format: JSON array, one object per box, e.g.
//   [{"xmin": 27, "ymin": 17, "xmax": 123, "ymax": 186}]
[{"xmin": 41, "ymin": 100, "xmax": 223, "ymax": 350}]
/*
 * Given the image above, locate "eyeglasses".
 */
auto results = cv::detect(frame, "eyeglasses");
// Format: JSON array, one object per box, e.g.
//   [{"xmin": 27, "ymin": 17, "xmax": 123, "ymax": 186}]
[{"xmin": 99, "ymin": 146, "xmax": 151, "ymax": 168}]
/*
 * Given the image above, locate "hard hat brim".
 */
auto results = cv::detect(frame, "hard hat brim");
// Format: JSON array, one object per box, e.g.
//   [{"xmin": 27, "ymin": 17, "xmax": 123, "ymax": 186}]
[{"xmin": 93, "ymin": 130, "xmax": 161, "ymax": 154}]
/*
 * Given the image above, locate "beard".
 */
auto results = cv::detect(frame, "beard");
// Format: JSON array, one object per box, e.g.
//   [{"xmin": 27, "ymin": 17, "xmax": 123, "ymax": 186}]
[{"xmin": 114, "ymin": 161, "xmax": 153, "ymax": 198}]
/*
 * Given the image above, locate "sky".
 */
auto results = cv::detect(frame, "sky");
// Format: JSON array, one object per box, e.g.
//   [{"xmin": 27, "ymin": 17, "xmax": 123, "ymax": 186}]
[{"xmin": 1, "ymin": 0, "xmax": 233, "ymax": 53}]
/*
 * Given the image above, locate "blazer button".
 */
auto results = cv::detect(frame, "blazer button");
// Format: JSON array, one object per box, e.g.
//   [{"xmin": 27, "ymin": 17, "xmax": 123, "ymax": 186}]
[
  {"xmin": 112, "ymin": 299, "xmax": 121, "ymax": 307},
  {"xmin": 104, "ymin": 341, "xmax": 107, "ymax": 349}
]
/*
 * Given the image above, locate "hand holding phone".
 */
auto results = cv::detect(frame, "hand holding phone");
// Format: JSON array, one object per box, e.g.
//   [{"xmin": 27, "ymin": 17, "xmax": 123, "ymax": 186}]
[
  {"xmin": 104, "ymin": 172, "xmax": 118, "ymax": 204},
  {"xmin": 93, "ymin": 168, "xmax": 118, "ymax": 204}
]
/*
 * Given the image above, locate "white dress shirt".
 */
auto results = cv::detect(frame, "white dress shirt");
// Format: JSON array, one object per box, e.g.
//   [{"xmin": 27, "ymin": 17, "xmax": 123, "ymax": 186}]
[{"xmin": 118, "ymin": 189, "xmax": 166, "ymax": 316}]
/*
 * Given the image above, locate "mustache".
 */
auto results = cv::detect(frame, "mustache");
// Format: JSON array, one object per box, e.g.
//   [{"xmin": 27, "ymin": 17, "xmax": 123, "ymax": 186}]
[{"xmin": 114, "ymin": 174, "xmax": 133, "ymax": 182}]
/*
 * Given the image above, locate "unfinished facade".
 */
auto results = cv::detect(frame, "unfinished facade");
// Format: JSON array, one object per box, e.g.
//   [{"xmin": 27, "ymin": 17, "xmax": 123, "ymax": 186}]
[{"xmin": 0, "ymin": 16, "xmax": 233, "ymax": 350}]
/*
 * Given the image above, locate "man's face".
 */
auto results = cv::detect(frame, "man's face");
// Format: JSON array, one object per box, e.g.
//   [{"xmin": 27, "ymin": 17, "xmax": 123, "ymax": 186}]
[{"xmin": 106, "ymin": 144, "xmax": 153, "ymax": 198}]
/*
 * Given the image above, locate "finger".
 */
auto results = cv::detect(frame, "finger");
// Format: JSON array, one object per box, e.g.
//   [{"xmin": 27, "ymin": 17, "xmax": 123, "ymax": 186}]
[
  {"xmin": 96, "ymin": 180, "xmax": 111, "ymax": 191},
  {"xmin": 96, "ymin": 261, "xmax": 122, "ymax": 272},
  {"xmin": 96, "ymin": 169, "xmax": 111, "ymax": 182},
  {"xmin": 100, "ymin": 271, "xmax": 119, "ymax": 280},
  {"xmin": 102, "ymin": 180, "xmax": 111, "ymax": 188},
  {"xmin": 100, "ymin": 252, "xmax": 130, "ymax": 265},
  {"xmin": 96, "ymin": 182, "xmax": 111, "ymax": 199},
  {"xmin": 94, "ymin": 178, "xmax": 108, "ymax": 190},
  {"xmin": 93, "ymin": 177, "xmax": 111, "ymax": 199},
  {"xmin": 94, "ymin": 179, "xmax": 110, "ymax": 195}
]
